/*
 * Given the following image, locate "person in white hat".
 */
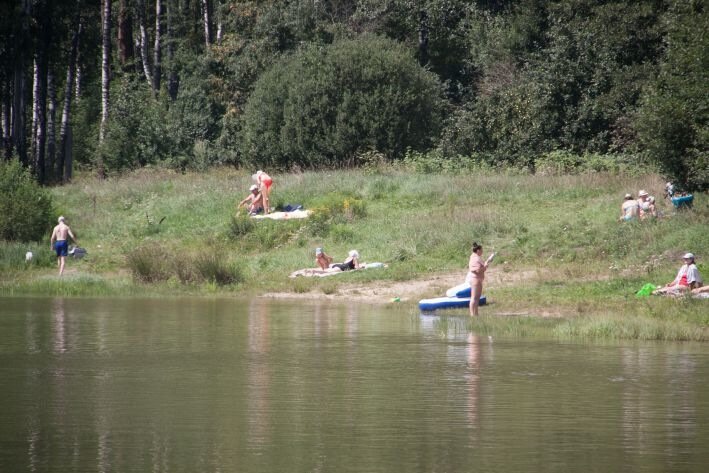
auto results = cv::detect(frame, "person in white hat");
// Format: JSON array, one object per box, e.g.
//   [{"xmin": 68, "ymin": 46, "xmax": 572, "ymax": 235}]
[
  {"xmin": 619, "ymin": 193, "xmax": 639, "ymax": 221},
  {"xmin": 314, "ymin": 247, "xmax": 334, "ymax": 270},
  {"xmin": 637, "ymin": 190, "xmax": 656, "ymax": 219},
  {"xmin": 238, "ymin": 184, "xmax": 265, "ymax": 215},
  {"xmin": 331, "ymin": 250, "xmax": 361, "ymax": 272},
  {"xmin": 654, "ymin": 253, "xmax": 703, "ymax": 295}
]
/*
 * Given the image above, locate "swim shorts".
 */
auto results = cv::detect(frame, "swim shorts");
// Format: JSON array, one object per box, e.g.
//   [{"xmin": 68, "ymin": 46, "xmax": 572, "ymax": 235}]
[{"xmin": 55, "ymin": 240, "xmax": 69, "ymax": 257}]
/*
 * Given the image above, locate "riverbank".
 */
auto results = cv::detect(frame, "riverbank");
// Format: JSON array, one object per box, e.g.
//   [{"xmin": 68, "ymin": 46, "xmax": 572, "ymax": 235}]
[{"xmin": 1, "ymin": 167, "xmax": 707, "ymax": 340}]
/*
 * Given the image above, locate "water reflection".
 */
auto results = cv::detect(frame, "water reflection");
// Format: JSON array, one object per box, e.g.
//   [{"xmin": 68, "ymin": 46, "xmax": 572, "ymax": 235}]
[
  {"xmin": 247, "ymin": 299, "xmax": 272, "ymax": 451},
  {"xmin": 1, "ymin": 297, "xmax": 708, "ymax": 473}
]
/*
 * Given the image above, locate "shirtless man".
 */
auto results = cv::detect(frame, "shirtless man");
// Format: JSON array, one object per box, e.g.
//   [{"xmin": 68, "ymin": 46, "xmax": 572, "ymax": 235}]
[
  {"xmin": 253, "ymin": 170, "xmax": 273, "ymax": 214},
  {"xmin": 238, "ymin": 185, "xmax": 265, "ymax": 215},
  {"xmin": 50, "ymin": 216, "xmax": 77, "ymax": 276}
]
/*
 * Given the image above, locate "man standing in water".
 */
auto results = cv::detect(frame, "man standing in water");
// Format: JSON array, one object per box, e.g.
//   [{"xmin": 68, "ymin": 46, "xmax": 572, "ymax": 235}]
[{"xmin": 50, "ymin": 216, "xmax": 77, "ymax": 276}]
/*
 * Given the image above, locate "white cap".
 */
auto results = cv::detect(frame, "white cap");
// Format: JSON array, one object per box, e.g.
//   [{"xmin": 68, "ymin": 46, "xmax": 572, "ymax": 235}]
[
  {"xmin": 683, "ymin": 253, "xmax": 695, "ymax": 260},
  {"xmin": 348, "ymin": 250, "xmax": 359, "ymax": 258},
  {"xmin": 250, "ymin": 184, "xmax": 258, "ymax": 191},
  {"xmin": 58, "ymin": 216, "xmax": 65, "ymax": 223}
]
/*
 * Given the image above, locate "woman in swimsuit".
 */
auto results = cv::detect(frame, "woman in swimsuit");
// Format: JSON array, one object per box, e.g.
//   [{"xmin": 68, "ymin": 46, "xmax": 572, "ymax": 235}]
[
  {"xmin": 253, "ymin": 170, "xmax": 273, "ymax": 214},
  {"xmin": 331, "ymin": 250, "xmax": 360, "ymax": 271},
  {"xmin": 468, "ymin": 242, "xmax": 493, "ymax": 316}
]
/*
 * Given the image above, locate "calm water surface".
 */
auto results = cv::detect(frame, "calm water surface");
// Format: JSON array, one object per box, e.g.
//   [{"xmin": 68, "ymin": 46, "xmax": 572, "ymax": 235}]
[{"xmin": 0, "ymin": 296, "xmax": 707, "ymax": 472}]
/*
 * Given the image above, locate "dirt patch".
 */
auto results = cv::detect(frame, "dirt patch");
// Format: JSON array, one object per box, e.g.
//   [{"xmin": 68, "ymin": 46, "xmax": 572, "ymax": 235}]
[{"xmin": 260, "ymin": 266, "xmax": 550, "ymax": 305}]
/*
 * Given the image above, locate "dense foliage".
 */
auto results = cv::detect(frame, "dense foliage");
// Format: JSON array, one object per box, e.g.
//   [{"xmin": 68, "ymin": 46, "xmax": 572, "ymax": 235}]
[
  {"xmin": 1, "ymin": 0, "xmax": 707, "ymax": 190},
  {"xmin": 0, "ymin": 159, "xmax": 54, "ymax": 242},
  {"xmin": 240, "ymin": 35, "xmax": 445, "ymax": 168}
]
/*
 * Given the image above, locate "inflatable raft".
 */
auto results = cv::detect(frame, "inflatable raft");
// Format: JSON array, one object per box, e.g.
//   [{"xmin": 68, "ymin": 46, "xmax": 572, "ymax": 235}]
[{"xmin": 419, "ymin": 295, "xmax": 486, "ymax": 312}]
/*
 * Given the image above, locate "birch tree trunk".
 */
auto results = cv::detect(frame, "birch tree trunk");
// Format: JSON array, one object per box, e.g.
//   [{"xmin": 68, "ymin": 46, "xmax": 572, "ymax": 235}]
[
  {"xmin": 97, "ymin": 0, "xmax": 111, "ymax": 178},
  {"xmin": 138, "ymin": 0, "xmax": 153, "ymax": 88},
  {"xmin": 100, "ymin": 0, "xmax": 112, "ymax": 146},
  {"xmin": 167, "ymin": 0, "xmax": 179, "ymax": 100},
  {"xmin": 201, "ymin": 0, "xmax": 211, "ymax": 47},
  {"xmin": 153, "ymin": 0, "xmax": 163, "ymax": 94},
  {"xmin": 47, "ymin": 66, "xmax": 57, "ymax": 180},
  {"xmin": 58, "ymin": 17, "xmax": 81, "ymax": 182},
  {"xmin": 2, "ymin": 86, "xmax": 11, "ymax": 160},
  {"xmin": 31, "ymin": 60, "xmax": 39, "ymax": 159}
]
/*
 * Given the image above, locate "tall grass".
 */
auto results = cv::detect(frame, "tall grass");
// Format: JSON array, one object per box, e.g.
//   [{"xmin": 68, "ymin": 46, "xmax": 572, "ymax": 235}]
[{"xmin": 1, "ymin": 166, "xmax": 706, "ymax": 340}]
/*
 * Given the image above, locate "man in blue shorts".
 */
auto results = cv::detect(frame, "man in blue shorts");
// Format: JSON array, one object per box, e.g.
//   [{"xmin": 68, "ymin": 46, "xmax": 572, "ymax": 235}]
[{"xmin": 50, "ymin": 216, "xmax": 77, "ymax": 276}]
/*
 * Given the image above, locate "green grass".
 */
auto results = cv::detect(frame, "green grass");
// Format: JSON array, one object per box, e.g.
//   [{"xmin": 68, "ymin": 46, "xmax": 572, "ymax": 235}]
[{"xmin": 2, "ymin": 166, "xmax": 707, "ymax": 340}]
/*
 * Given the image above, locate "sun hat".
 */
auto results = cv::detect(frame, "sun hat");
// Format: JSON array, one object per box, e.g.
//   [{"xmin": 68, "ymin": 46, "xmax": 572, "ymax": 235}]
[
  {"xmin": 683, "ymin": 253, "xmax": 695, "ymax": 260},
  {"xmin": 638, "ymin": 190, "xmax": 649, "ymax": 197},
  {"xmin": 315, "ymin": 247, "xmax": 323, "ymax": 255},
  {"xmin": 624, "ymin": 193, "xmax": 632, "ymax": 199},
  {"xmin": 250, "ymin": 184, "xmax": 258, "ymax": 191}
]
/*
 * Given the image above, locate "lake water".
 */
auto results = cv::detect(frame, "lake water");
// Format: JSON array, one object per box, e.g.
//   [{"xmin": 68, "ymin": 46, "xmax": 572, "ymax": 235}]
[{"xmin": 0, "ymin": 296, "xmax": 707, "ymax": 472}]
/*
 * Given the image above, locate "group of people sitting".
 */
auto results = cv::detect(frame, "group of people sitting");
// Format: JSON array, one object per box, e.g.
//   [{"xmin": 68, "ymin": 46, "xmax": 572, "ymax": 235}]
[
  {"xmin": 653, "ymin": 252, "xmax": 707, "ymax": 296},
  {"xmin": 315, "ymin": 248, "xmax": 361, "ymax": 271},
  {"xmin": 238, "ymin": 170, "xmax": 273, "ymax": 215},
  {"xmin": 620, "ymin": 189, "xmax": 657, "ymax": 221}
]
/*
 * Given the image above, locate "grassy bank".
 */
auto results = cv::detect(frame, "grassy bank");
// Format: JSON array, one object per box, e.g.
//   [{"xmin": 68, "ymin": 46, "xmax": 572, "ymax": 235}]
[{"xmin": 1, "ymin": 166, "xmax": 707, "ymax": 340}]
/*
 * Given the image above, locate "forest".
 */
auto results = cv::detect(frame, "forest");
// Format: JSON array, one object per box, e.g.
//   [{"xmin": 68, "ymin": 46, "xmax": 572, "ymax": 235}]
[{"xmin": 1, "ymin": 0, "xmax": 706, "ymax": 190}]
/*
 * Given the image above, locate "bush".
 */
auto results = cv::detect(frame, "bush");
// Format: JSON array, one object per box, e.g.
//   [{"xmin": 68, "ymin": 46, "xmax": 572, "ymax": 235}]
[
  {"xmin": 239, "ymin": 34, "xmax": 446, "ymax": 168},
  {"xmin": 126, "ymin": 243, "xmax": 172, "ymax": 283},
  {"xmin": 0, "ymin": 241, "xmax": 55, "ymax": 270},
  {"xmin": 127, "ymin": 243, "xmax": 244, "ymax": 286},
  {"xmin": 194, "ymin": 254, "xmax": 244, "ymax": 285},
  {"xmin": 228, "ymin": 214, "xmax": 255, "ymax": 238},
  {"xmin": 0, "ymin": 160, "xmax": 54, "ymax": 242}
]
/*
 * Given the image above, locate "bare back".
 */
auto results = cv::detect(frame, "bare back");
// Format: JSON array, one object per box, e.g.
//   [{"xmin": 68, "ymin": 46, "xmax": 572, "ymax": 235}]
[{"xmin": 51, "ymin": 223, "xmax": 74, "ymax": 242}]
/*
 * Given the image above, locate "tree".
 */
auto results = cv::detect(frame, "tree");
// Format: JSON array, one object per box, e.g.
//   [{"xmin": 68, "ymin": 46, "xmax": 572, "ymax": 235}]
[
  {"xmin": 240, "ymin": 35, "xmax": 446, "ymax": 168},
  {"xmin": 0, "ymin": 159, "xmax": 54, "ymax": 242},
  {"xmin": 634, "ymin": 0, "xmax": 708, "ymax": 191},
  {"xmin": 99, "ymin": 0, "xmax": 111, "ymax": 149}
]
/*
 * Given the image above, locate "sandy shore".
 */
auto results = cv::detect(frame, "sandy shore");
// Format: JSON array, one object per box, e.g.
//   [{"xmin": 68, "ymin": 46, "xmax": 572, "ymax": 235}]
[{"xmin": 260, "ymin": 266, "xmax": 547, "ymax": 306}]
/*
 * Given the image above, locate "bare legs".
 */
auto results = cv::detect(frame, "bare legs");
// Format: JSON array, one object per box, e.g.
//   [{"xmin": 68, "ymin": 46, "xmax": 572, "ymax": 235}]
[
  {"xmin": 469, "ymin": 280, "xmax": 483, "ymax": 316},
  {"xmin": 58, "ymin": 256, "xmax": 66, "ymax": 276}
]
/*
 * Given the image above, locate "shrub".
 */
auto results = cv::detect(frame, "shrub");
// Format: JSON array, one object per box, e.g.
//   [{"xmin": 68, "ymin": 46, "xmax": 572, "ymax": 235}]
[
  {"xmin": 194, "ymin": 254, "xmax": 243, "ymax": 285},
  {"xmin": 126, "ymin": 243, "xmax": 171, "ymax": 282},
  {"xmin": 228, "ymin": 214, "xmax": 255, "ymax": 238},
  {"xmin": 239, "ymin": 34, "xmax": 446, "ymax": 168},
  {"xmin": 0, "ymin": 159, "xmax": 54, "ymax": 242},
  {"xmin": 0, "ymin": 241, "xmax": 55, "ymax": 270}
]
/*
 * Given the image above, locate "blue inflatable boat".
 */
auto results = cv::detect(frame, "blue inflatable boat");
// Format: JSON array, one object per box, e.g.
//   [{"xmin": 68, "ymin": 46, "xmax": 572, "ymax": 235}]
[
  {"xmin": 419, "ymin": 296, "xmax": 486, "ymax": 312},
  {"xmin": 446, "ymin": 283, "xmax": 471, "ymax": 298}
]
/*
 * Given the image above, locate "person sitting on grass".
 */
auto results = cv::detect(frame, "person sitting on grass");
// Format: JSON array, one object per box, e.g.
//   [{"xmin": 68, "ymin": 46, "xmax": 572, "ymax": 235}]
[
  {"xmin": 637, "ymin": 190, "xmax": 656, "ymax": 219},
  {"xmin": 315, "ymin": 247, "xmax": 334, "ymax": 270},
  {"xmin": 653, "ymin": 253, "xmax": 703, "ymax": 295},
  {"xmin": 330, "ymin": 250, "xmax": 361, "ymax": 271},
  {"xmin": 619, "ymin": 193, "xmax": 639, "ymax": 221},
  {"xmin": 238, "ymin": 185, "xmax": 264, "ymax": 215}
]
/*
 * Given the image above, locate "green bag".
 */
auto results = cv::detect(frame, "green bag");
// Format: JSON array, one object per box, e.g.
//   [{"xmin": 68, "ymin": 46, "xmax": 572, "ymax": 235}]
[{"xmin": 636, "ymin": 283, "xmax": 656, "ymax": 297}]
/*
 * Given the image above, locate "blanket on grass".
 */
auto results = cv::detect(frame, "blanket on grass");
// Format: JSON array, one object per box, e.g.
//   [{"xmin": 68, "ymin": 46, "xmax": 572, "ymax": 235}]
[
  {"xmin": 252, "ymin": 209, "xmax": 312, "ymax": 220},
  {"xmin": 289, "ymin": 262, "xmax": 387, "ymax": 278}
]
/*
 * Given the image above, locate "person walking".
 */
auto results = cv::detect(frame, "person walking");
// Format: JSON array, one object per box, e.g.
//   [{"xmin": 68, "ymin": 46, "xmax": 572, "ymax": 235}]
[
  {"xmin": 50, "ymin": 216, "xmax": 77, "ymax": 276},
  {"xmin": 467, "ymin": 242, "xmax": 494, "ymax": 316}
]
